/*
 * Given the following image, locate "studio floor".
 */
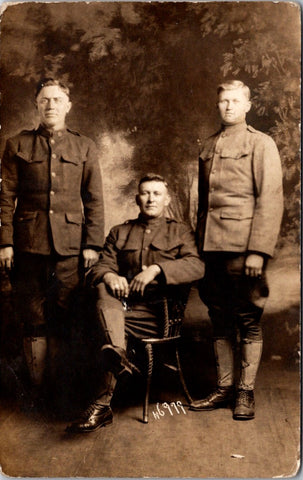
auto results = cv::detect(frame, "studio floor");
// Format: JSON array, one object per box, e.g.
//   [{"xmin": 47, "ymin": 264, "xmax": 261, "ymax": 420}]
[{"xmin": 0, "ymin": 357, "xmax": 300, "ymax": 479}]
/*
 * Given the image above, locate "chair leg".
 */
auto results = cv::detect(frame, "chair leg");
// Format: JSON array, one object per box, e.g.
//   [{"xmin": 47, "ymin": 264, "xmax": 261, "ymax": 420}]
[
  {"xmin": 176, "ymin": 346, "xmax": 193, "ymax": 404},
  {"xmin": 143, "ymin": 343, "xmax": 153, "ymax": 423}
]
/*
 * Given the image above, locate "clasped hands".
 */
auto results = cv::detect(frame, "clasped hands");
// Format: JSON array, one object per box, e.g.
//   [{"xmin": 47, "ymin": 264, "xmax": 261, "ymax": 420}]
[{"xmin": 103, "ymin": 264, "xmax": 161, "ymax": 298}]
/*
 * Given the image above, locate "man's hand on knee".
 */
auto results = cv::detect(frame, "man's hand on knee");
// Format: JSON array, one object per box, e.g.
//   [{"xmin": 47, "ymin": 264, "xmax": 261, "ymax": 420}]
[
  {"xmin": 103, "ymin": 272, "xmax": 129, "ymax": 299},
  {"xmin": 129, "ymin": 264, "xmax": 161, "ymax": 296}
]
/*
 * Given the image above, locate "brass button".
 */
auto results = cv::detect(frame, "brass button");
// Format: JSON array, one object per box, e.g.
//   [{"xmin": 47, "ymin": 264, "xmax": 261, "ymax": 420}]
[
  {"xmin": 50, "ymin": 190, "xmax": 55, "ymax": 196},
  {"xmin": 52, "ymin": 153, "xmax": 57, "ymax": 159},
  {"xmin": 51, "ymin": 172, "xmax": 56, "ymax": 177},
  {"xmin": 50, "ymin": 139, "xmax": 55, "ymax": 145},
  {"xmin": 49, "ymin": 209, "xmax": 54, "ymax": 215},
  {"xmin": 145, "ymin": 229, "xmax": 151, "ymax": 234}
]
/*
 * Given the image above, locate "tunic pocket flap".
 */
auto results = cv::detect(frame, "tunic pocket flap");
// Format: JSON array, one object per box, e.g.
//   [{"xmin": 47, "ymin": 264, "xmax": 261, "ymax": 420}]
[
  {"xmin": 151, "ymin": 237, "xmax": 181, "ymax": 251},
  {"xmin": 65, "ymin": 212, "xmax": 83, "ymax": 225},
  {"xmin": 16, "ymin": 151, "xmax": 43, "ymax": 163},
  {"xmin": 15, "ymin": 211, "xmax": 38, "ymax": 222},
  {"xmin": 220, "ymin": 146, "xmax": 250, "ymax": 159},
  {"xmin": 220, "ymin": 208, "xmax": 253, "ymax": 220},
  {"xmin": 116, "ymin": 238, "xmax": 139, "ymax": 251},
  {"xmin": 61, "ymin": 149, "xmax": 82, "ymax": 164}
]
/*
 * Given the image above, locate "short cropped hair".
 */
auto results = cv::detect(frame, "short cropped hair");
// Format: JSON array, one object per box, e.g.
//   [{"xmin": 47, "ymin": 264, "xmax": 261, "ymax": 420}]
[
  {"xmin": 217, "ymin": 80, "xmax": 251, "ymax": 100},
  {"xmin": 35, "ymin": 78, "xmax": 70, "ymax": 99},
  {"xmin": 138, "ymin": 173, "xmax": 168, "ymax": 189}
]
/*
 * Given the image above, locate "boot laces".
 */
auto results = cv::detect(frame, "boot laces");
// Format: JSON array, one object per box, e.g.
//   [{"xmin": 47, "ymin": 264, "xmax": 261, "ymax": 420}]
[{"xmin": 237, "ymin": 389, "xmax": 253, "ymax": 405}]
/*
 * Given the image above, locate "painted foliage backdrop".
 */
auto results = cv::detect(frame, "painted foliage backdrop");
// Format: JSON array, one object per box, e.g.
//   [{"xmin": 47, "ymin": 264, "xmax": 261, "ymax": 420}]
[{"xmin": 0, "ymin": 1, "xmax": 300, "ymax": 243}]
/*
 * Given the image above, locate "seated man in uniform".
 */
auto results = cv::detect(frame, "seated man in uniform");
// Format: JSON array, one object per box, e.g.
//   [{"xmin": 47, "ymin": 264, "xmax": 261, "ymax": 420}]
[{"xmin": 66, "ymin": 173, "xmax": 204, "ymax": 433}]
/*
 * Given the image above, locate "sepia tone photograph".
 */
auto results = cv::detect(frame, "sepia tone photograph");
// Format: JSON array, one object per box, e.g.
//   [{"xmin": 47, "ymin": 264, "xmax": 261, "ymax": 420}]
[{"xmin": 0, "ymin": 1, "xmax": 300, "ymax": 478}]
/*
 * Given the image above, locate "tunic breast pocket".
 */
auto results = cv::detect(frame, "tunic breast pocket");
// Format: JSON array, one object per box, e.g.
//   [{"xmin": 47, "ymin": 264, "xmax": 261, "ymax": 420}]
[
  {"xmin": 220, "ymin": 146, "xmax": 251, "ymax": 178},
  {"xmin": 150, "ymin": 238, "xmax": 181, "ymax": 260},
  {"xmin": 16, "ymin": 153, "xmax": 48, "ymax": 191},
  {"xmin": 61, "ymin": 155, "xmax": 84, "ymax": 188}
]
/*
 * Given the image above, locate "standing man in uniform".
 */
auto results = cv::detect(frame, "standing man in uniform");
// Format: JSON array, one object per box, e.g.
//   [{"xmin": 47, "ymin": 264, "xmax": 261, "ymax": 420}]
[
  {"xmin": 190, "ymin": 80, "xmax": 283, "ymax": 419},
  {"xmin": 66, "ymin": 173, "xmax": 205, "ymax": 433},
  {"xmin": 0, "ymin": 78, "xmax": 104, "ymax": 396}
]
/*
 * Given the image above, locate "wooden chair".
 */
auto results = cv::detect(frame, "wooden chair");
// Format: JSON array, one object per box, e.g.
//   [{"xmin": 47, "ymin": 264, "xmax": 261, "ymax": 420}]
[{"xmin": 132, "ymin": 288, "xmax": 193, "ymax": 423}]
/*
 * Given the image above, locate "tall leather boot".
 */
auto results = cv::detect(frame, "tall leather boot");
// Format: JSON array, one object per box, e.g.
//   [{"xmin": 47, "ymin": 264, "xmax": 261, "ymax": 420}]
[
  {"xmin": 190, "ymin": 338, "xmax": 235, "ymax": 411},
  {"xmin": 23, "ymin": 336, "xmax": 47, "ymax": 386},
  {"xmin": 233, "ymin": 339, "xmax": 263, "ymax": 420},
  {"xmin": 66, "ymin": 372, "xmax": 116, "ymax": 433}
]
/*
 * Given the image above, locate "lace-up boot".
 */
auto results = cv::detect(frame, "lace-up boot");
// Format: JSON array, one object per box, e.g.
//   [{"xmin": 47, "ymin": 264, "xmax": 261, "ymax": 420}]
[{"xmin": 233, "ymin": 389, "xmax": 255, "ymax": 420}]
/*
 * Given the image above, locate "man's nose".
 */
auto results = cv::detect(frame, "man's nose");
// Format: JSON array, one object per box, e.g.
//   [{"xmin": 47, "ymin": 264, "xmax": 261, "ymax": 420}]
[{"xmin": 46, "ymin": 99, "xmax": 56, "ymax": 108}]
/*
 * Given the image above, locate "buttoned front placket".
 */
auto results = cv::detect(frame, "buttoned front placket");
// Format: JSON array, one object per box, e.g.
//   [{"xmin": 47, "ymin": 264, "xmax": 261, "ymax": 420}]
[
  {"xmin": 141, "ymin": 225, "xmax": 152, "ymax": 271},
  {"xmin": 207, "ymin": 132, "xmax": 225, "ymax": 213},
  {"xmin": 48, "ymin": 131, "xmax": 64, "ymax": 218}
]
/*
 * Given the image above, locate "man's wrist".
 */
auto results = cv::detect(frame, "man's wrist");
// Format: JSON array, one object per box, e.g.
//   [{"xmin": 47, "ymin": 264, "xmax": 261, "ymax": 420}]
[{"xmin": 149, "ymin": 264, "xmax": 161, "ymax": 275}]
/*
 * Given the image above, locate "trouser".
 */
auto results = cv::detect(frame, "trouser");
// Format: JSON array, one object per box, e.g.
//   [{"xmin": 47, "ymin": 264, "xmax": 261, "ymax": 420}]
[
  {"xmin": 200, "ymin": 253, "xmax": 269, "ymax": 390},
  {"xmin": 13, "ymin": 252, "xmax": 80, "ymax": 385},
  {"xmin": 94, "ymin": 282, "xmax": 164, "ymax": 405}
]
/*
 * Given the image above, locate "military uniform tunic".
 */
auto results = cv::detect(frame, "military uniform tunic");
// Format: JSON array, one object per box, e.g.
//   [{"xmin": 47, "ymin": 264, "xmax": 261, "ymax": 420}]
[
  {"xmin": 0, "ymin": 125, "xmax": 104, "ymax": 335},
  {"xmin": 196, "ymin": 122, "xmax": 283, "ymax": 340},
  {"xmin": 88, "ymin": 214, "xmax": 204, "ymax": 345}
]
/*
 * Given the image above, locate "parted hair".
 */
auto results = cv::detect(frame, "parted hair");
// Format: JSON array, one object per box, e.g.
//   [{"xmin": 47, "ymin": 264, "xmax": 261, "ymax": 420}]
[
  {"xmin": 35, "ymin": 78, "xmax": 70, "ymax": 98},
  {"xmin": 217, "ymin": 80, "xmax": 251, "ymax": 100}
]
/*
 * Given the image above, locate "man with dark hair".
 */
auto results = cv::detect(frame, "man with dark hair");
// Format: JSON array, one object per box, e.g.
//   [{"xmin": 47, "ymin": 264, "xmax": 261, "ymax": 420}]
[
  {"xmin": 0, "ymin": 78, "xmax": 104, "ymax": 397},
  {"xmin": 190, "ymin": 79, "xmax": 283, "ymax": 419},
  {"xmin": 66, "ymin": 173, "xmax": 204, "ymax": 433}
]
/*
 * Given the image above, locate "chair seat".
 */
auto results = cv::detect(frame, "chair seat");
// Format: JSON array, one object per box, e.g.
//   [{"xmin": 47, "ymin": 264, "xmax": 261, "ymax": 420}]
[{"xmin": 140, "ymin": 335, "xmax": 181, "ymax": 345}]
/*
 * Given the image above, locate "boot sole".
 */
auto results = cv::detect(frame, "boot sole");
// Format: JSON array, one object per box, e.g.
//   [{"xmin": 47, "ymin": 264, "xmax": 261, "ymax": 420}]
[
  {"xmin": 189, "ymin": 402, "xmax": 232, "ymax": 411},
  {"xmin": 233, "ymin": 414, "xmax": 254, "ymax": 420},
  {"xmin": 66, "ymin": 417, "xmax": 113, "ymax": 434}
]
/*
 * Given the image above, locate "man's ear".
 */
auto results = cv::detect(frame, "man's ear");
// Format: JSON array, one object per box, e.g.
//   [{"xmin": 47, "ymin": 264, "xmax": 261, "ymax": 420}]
[
  {"xmin": 66, "ymin": 101, "xmax": 72, "ymax": 114},
  {"xmin": 164, "ymin": 193, "xmax": 171, "ymax": 207},
  {"xmin": 245, "ymin": 100, "xmax": 252, "ymax": 114}
]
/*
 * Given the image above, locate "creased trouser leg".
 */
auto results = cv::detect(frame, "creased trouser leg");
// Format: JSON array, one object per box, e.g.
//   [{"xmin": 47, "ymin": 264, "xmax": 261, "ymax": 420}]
[
  {"xmin": 96, "ymin": 283, "xmax": 126, "ymax": 349},
  {"xmin": 95, "ymin": 372, "xmax": 117, "ymax": 407},
  {"xmin": 214, "ymin": 338, "xmax": 234, "ymax": 387},
  {"xmin": 238, "ymin": 339, "xmax": 263, "ymax": 390}
]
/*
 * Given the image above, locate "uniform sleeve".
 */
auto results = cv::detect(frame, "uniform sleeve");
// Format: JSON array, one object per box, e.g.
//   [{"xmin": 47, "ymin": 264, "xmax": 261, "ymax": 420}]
[
  {"xmin": 248, "ymin": 135, "xmax": 284, "ymax": 257},
  {"xmin": 0, "ymin": 139, "xmax": 18, "ymax": 247},
  {"xmin": 86, "ymin": 227, "xmax": 120, "ymax": 286},
  {"xmin": 81, "ymin": 139, "xmax": 105, "ymax": 250},
  {"xmin": 156, "ymin": 225, "xmax": 205, "ymax": 285}
]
